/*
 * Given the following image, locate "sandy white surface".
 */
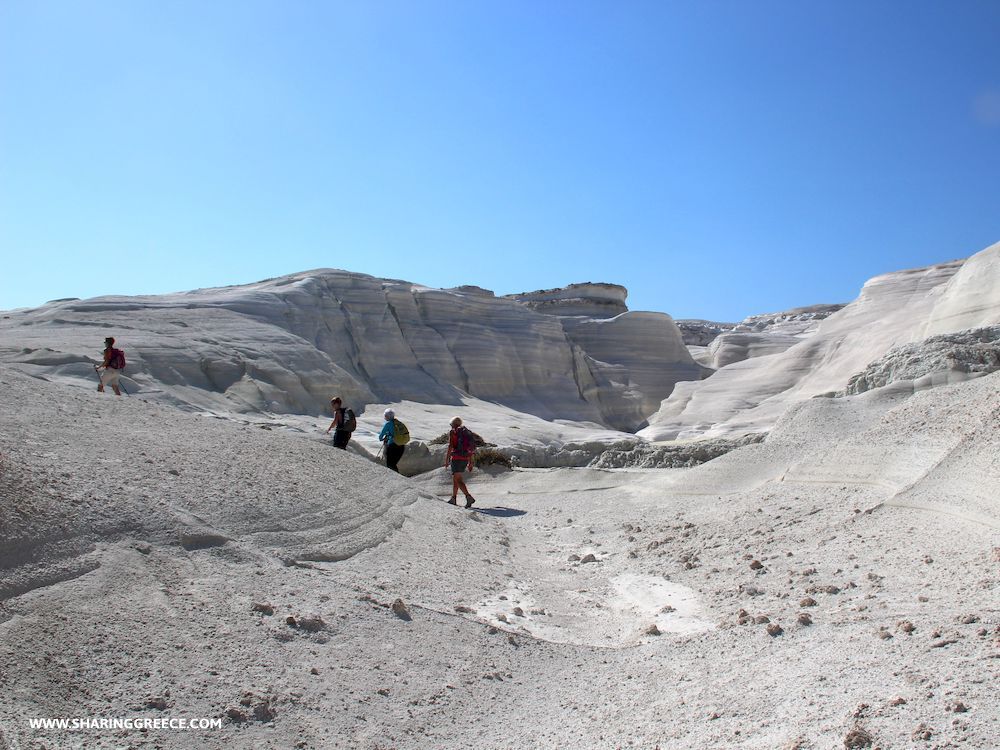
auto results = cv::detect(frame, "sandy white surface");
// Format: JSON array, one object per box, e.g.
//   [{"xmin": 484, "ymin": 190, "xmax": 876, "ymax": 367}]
[{"xmin": 1, "ymin": 364, "xmax": 997, "ymax": 749}]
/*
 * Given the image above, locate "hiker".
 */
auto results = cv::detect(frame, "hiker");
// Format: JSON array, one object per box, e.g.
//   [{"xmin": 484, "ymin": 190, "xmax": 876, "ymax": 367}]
[
  {"xmin": 445, "ymin": 416, "xmax": 476, "ymax": 507},
  {"xmin": 325, "ymin": 397, "xmax": 353, "ymax": 450},
  {"xmin": 97, "ymin": 336, "xmax": 124, "ymax": 395},
  {"xmin": 378, "ymin": 409, "xmax": 407, "ymax": 473}
]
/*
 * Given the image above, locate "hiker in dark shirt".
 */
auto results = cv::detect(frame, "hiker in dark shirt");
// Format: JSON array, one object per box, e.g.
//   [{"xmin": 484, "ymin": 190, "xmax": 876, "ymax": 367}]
[
  {"xmin": 378, "ymin": 409, "xmax": 406, "ymax": 472},
  {"xmin": 325, "ymin": 397, "xmax": 351, "ymax": 450},
  {"xmin": 445, "ymin": 416, "xmax": 476, "ymax": 508},
  {"xmin": 97, "ymin": 336, "xmax": 123, "ymax": 396}
]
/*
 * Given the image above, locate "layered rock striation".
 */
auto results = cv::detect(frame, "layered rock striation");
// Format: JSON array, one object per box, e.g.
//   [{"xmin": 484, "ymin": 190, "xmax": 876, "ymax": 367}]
[{"xmin": 0, "ymin": 272, "xmax": 704, "ymax": 432}]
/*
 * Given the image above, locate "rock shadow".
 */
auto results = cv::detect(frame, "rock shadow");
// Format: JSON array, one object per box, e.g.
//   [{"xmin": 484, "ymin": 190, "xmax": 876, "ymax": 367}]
[{"xmin": 472, "ymin": 506, "xmax": 527, "ymax": 518}]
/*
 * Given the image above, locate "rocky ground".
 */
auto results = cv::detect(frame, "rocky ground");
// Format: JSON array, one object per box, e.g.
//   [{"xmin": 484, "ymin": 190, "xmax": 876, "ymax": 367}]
[{"xmin": 0, "ymin": 366, "xmax": 997, "ymax": 749}]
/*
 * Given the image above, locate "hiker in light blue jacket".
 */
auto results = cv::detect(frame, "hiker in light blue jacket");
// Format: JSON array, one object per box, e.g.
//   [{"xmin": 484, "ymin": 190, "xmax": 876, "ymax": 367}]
[{"xmin": 378, "ymin": 409, "xmax": 406, "ymax": 472}]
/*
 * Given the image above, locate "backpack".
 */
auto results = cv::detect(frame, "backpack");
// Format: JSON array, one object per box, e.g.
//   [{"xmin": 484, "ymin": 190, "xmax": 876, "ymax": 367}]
[
  {"xmin": 339, "ymin": 408, "xmax": 357, "ymax": 433},
  {"xmin": 392, "ymin": 419, "xmax": 410, "ymax": 445},
  {"xmin": 455, "ymin": 426, "xmax": 476, "ymax": 456},
  {"xmin": 108, "ymin": 348, "xmax": 126, "ymax": 370}
]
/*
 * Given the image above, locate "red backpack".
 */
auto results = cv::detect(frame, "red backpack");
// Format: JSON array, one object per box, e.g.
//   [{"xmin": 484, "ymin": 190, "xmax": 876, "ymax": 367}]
[
  {"xmin": 108, "ymin": 348, "xmax": 126, "ymax": 370},
  {"xmin": 454, "ymin": 426, "xmax": 476, "ymax": 456}
]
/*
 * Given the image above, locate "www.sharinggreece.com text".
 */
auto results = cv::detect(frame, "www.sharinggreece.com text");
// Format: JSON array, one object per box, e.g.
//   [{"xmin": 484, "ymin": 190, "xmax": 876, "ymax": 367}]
[{"xmin": 28, "ymin": 717, "xmax": 222, "ymax": 731}]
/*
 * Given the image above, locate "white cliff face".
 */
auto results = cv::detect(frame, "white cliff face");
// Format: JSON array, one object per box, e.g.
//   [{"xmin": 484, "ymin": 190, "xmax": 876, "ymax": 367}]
[
  {"xmin": 0, "ymin": 271, "xmax": 702, "ymax": 432},
  {"xmin": 639, "ymin": 255, "xmax": 979, "ymax": 441},
  {"xmin": 923, "ymin": 240, "xmax": 1000, "ymax": 335}
]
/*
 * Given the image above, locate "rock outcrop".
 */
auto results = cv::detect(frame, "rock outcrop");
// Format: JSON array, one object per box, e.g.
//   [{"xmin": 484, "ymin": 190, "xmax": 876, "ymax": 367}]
[
  {"xmin": 838, "ymin": 326, "xmax": 1000, "ymax": 396},
  {"xmin": 0, "ymin": 272, "xmax": 704, "ymax": 432},
  {"xmin": 640, "ymin": 240, "xmax": 1000, "ymax": 441},
  {"xmin": 506, "ymin": 283, "xmax": 628, "ymax": 318}
]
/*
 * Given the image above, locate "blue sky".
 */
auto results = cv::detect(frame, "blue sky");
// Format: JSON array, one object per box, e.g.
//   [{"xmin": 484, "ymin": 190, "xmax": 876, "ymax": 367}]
[{"xmin": 2, "ymin": 1, "xmax": 998, "ymax": 321}]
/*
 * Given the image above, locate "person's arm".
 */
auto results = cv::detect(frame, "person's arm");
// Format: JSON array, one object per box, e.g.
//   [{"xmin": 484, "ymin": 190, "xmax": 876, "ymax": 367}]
[
  {"xmin": 378, "ymin": 422, "xmax": 392, "ymax": 444},
  {"xmin": 100, "ymin": 349, "xmax": 111, "ymax": 369},
  {"xmin": 444, "ymin": 430, "xmax": 453, "ymax": 465},
  {"xmin": 325, "ymin": 409, "xmax": 342, "ymax": 434}
]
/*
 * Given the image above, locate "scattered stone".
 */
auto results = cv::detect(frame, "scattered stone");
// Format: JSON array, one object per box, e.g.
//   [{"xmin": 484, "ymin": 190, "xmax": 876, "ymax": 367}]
[
  {"xmin": 285, "ymin": 616, "xmax": 298, "ymax": 628},
  {"xmin": 513, "ymin": 607, "xmax": 525, "ymax": 617},
  {"xmin": 797, "ymin": 613, "xmax": 813, "ymax": 626},
  {"xmin": 923, "ymin": 556, "xmax": 933, "ymax": 564},
  {"xmin": 377, "ymin": 688, "xmax": 390, "ymax": 696},
  {"xmin": 297, "ymin": 615, "xmax": 325, "ymax": 632},
  {"xmin": 454, "ymin": 605, "xmax": 475, "ymax": 614},
  {"xmin": 252, "ymin": 603, "xmax": 275, "ymax": 616},
  {"xmin": 917, "ymin": 595, "xmax": 929, "ymax": 603},
  {"xmin": 310, "ymin": 667, "xmax": 319, "ymax": 675},
  {"xmin": 876, "ymin": 627, "xmax": 893, "ymax": 640},
  {"xmin": 253, "ymin": 698, "xmax": 276, "ymax": 723},
  {"xmin": 580, "ymin": 553, "xmax": 599, "ymax": 564},
  {"xmin": 911, "ymin": 723, "xmax": 933, "ymax": 741},
  {"xmin": 852, "ymin": 703, "xmax": 869, "ymax": 719},
  {"xmin": 930, "ymin": 637, "xmax": 959, "ymax": 649},
  {"xmin": 843, "ymin": 725, "xmax": 873, "ymax": 748},
  {"xmin": 737, "ymin": 609, "xmax": 752, "ymax": 625},
  {"xmin": 800, "ymin": 597, "xmax": 818, "ymax": 607},
  {"xmin": 766, "ymin": 623, "xmax": 784, "ymax": 637},
  {"xmin": 754, "ymin": 615, "xmax": 771, "ymax": 625},
  {"xmin": 145, "ymin": 696, "xmax": 169, "ymax": 710},
  {"xmin": 946, "ymin": 701, "xmax": 968, "ymax": 713},
  {"xmin": 708, "ymin": 712, "xmax": 721, "ymax": 720},
  {"xmin": 749, "ymin": 559, "xmax": 764, "ymax": 570},
  {"xmin": 645, "ymin": 624, "xmax": 662, "ymax": 636},
  {"xmin": 889, "ymin": 696, "xmax": 906, "ymax": 706},
  {"xmin": 958, "ymin": 614, "xmax": 979, "ymax": 624},
  {"xmin": 897, "ymin": 620, "xmax": 916, "ymax": 634},
  {"xmin": 225, "ymin": 707, "xmax": 247, "ymax": 723},
  {"xmin": 497, "ymin": 614, "xmax": 508, "ymax": 623},
  {"xmin": 391, "ymin": 599, "xmax": 411, "ymax": 621},
  {"xmin": 805, "ymin": 584, "xmax": 841, "ymax": 595},
  {"xmin": 740, "ymin": 584, "xmax": 765, "ymax": 597},
  {"xmin": 660, "ymin": 605, "xmax": 676, "ymax": 613},
  {"xmin": 568, "ymin": 554, "xmax": 581, "ymax": 561}
]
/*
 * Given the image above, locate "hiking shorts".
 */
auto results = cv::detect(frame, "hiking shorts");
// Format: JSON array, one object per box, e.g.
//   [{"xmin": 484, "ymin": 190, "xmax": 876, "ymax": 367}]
[
  {"xmin": 332, "ymin": 430, "xmax": 351, "ymax": 450},
  {"xmin": 450, "ymin": 459, "xmax": 470, "ymax": 475},
  {"xmin": 100, "ymin": 368, "xmax": 121, "ymax": 387}
]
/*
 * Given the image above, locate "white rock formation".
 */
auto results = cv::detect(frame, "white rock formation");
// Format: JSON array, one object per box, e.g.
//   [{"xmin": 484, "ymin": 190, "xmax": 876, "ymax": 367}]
[
  {"xmin": 640, "ymin": 240, "xmax": 1000, "ymax": 441},
  {"xmin": 0, "ymin": 271, "xmax": 704, "ymax": 432}
]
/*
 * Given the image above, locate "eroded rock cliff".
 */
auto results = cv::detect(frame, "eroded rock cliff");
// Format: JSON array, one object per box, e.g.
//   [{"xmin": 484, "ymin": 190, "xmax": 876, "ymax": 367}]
[{"xmin": 0, "ymin": 271, "xmax": 705, "ymax": 431}]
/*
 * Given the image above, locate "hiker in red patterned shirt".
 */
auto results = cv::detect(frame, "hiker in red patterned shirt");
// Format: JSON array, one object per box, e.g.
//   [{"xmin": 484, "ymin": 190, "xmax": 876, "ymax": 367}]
[
  {"xmin": 97, "ymin": 337, "xmax": 124, "ymax": 396},
  {"xmin": 445, "ymin": 416, "xmax": 476, "ymax": 508}
]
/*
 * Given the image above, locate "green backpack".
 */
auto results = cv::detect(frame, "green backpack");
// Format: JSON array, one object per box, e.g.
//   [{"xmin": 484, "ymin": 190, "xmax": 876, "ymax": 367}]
[{"xmin": 393, "ymin": 419, "xmax": 410, "ymax": 445}]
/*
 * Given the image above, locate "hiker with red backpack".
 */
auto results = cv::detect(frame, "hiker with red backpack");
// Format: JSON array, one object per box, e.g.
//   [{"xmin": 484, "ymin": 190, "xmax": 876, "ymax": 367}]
[
  {"xmin": 445, "ymin": 416, "xmax": 476, "ymax": 508},
  {"xmin": 97, "ymin": 336, "xmax": 125, "ymax": 395},
  {"xmin": 325, "ymin": 396, "xmax": 356, "ymax": 450}
]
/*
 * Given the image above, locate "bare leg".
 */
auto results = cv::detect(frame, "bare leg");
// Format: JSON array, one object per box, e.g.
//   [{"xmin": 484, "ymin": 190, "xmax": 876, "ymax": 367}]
[{"xmin": 453, "ymin": 473, "xmax": 471, "ymax": 499}]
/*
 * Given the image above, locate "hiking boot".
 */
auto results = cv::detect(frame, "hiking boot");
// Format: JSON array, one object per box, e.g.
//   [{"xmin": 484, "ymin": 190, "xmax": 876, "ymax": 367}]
[
  {"xmin": 447, "ymin": 497, "xmax": 457, "ymax": 505},
  {"xmin": 464, "ymin": 496, "xmax": 475, "ymax": 508}
]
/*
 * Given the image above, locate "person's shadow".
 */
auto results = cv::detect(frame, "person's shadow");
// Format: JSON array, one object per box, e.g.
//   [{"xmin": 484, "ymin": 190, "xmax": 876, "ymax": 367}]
[{"xmin": 472, "ymin": 506, "xmax": 527, "ymax": 518}]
